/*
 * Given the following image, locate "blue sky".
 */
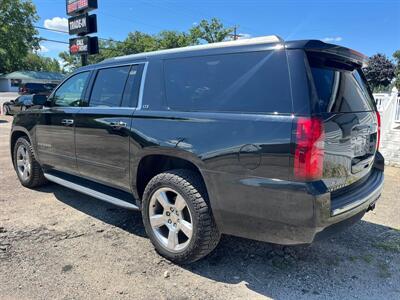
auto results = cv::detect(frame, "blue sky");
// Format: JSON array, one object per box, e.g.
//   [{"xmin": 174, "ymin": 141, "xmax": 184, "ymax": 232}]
[{"xmin": 33, "ymin": 0, "xmax": 400, "ymax": 62}]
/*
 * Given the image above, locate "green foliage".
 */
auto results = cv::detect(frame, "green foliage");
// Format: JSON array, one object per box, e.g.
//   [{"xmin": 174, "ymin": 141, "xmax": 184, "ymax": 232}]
[
  {"xmin": 364, "ymin": 53, "xmax": 396, "ymax": 92},
  {"xmin": 190, "ymin": 18, "xmax": 233, "ymax": 43},
  {"xmin": 22, "ymin": 53, "xmax": 62, "ymax": 73},
  {"xmin": 0, "ymin": 0, "xmax": 39, "ymax": 74},
  {"xmin": 59, "ymin": 18, "xmax": 232, "ymax": 71}
]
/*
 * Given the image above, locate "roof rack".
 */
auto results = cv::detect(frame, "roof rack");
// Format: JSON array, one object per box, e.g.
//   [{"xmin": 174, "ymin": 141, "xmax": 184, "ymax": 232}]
[{"xmin": 104, "ymin": 35, "xmax": 284, "ymax": 62}]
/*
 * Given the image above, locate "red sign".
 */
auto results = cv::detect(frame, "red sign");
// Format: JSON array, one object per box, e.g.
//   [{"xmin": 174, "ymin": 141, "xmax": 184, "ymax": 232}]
[
  {"xmin": 66, "ymin": 0, "xmax": 97, "ymax": 16},
  {"xmin": 69, "ymin": 36, "xmax": 99, "ymax": 55}
]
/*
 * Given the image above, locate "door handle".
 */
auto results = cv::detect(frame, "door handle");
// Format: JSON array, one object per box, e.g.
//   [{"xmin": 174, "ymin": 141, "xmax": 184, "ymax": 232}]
[
  {"xmin": 110, "ymin": 121, "xmax": 127, "ymax": 129},
  {"xmin": 61, "ymin": 119, "xmax": 74, "ymax": 126}
]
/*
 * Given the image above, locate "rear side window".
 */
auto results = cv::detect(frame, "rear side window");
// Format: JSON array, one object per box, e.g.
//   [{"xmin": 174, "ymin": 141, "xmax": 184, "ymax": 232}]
[
  {"xmin": 89, "ymin": 66, "xmax": 130, "ymax": 107},
  {"xmin": 308, "ymin": 56, "xmax": 375, "ymax": 113},
  {"xmin": 163, "ymin": 51, "xmax": 292, "ymax": 113}
]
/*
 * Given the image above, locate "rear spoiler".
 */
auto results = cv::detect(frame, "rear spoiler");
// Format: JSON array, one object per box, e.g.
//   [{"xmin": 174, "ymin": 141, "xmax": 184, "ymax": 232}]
[{"xmin": 285, "ymin": 40, "xmax": 368, "ymax": 68}]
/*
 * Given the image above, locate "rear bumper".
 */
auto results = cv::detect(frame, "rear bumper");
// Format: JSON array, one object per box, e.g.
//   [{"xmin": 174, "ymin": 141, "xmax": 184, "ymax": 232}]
[{"xmin": 206, "ymin": 167, "xmax": 384, "ymax": 245}]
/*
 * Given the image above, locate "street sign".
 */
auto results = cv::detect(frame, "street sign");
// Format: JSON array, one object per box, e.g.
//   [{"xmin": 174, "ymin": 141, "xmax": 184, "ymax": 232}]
[
  {"xmin": 66, "ymin": 0, "xmax": 98, "ymax": 16},
  {"xmin": 68, "ymin": 13, "xmax": 97, "ymax": 36},
  {"xmin": 69, "ymin": 36, "xmax": 99, "ymax": 55}
]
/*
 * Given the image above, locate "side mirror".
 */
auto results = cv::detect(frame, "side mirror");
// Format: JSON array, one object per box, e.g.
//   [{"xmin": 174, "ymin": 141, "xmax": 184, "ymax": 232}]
[
  {"xmin": 32, "ymin": 94, "xmax": 48, "ymax": 106},
  {"xmin": 10, "ymin": 100, "xmax": 15, "ymax": 104}
]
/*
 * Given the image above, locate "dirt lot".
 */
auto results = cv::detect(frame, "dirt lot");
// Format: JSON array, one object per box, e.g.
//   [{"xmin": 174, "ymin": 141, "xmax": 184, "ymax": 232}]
[{"xmin": 0, "ymin": 114, "xmax": 399, "ymax": 300}]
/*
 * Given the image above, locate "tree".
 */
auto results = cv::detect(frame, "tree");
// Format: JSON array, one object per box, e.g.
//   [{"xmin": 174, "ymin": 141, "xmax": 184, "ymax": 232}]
[
  {"xmin": 156, "ymin": 31, "xmax": 197, "ymax": 49},
  {"xmin": 364, "ymin": 53, "xmax": 396, "ymax": 92},
  {"xmin": 59, "ymin": 18, "xmax": 233, "ymax": 71},
  {"xmin": 393, "ymin": 50, "xmax": 400, "ymax": 90},
  {"xmin": 22, "ymin": 53, "xmax": 62, "ymax": 73},
  {"xmin": 0, "ymin": 0, "xmax": 39, "ymax": 74},
  {"xmin": 190, "ymin": 18, "xmax": 233, "ymax": 43}
]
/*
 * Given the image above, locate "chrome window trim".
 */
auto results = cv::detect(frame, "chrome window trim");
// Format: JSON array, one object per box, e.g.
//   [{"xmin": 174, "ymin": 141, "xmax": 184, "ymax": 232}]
[
  {"xmin": 49, "ymin": 61, "xmax": 148, "ymax": 109},
  {"xmin": 93, "ymin": 61, "xmax": 147, "ymax": 70}
]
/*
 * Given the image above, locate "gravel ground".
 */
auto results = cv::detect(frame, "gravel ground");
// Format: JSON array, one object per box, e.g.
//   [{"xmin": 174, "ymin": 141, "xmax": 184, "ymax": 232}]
[{"xmin": 0, "ymin": 114, "xmax": 399, "ymax": 300}]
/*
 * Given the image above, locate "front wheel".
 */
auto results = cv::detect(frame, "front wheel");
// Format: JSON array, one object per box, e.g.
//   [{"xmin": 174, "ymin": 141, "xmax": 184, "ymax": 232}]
[
  {"xmin": 13, "ymin": 137, "xmax": 47, "ymax": 188},
  {"xmin": 142, "ymin": 169, "xmax": 220, "ymax": 264}
]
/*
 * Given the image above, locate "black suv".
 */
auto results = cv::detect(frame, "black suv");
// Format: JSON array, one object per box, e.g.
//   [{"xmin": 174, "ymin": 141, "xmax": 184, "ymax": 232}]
[
  {"xmin": 19, "ymin": 82, "xmax": 58, "ymax": 96},
  {"xmin": 10, "ymin": 36, "xmax": 384, "ymax": 263}
]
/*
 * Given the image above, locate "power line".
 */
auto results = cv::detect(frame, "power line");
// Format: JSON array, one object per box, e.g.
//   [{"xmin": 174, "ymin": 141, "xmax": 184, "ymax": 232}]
[
  {"xmin": 38, "ymin": 37, "xmax": 69, "ymax": 45},
  {"xmin": 34, "ymin": 26, "xmax": 124, "ymax": 44}
]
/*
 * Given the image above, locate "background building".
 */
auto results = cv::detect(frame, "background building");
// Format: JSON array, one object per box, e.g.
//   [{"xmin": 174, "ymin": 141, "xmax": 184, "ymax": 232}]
[{"xmin": 0, "ymin": 71, "xmax": 64, "ymax": 92}]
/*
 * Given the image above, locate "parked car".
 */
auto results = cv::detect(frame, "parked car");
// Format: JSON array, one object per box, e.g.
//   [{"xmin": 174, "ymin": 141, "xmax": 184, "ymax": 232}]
[
  {"xmin": 10, "ymin": 36, "xmax": 384, "ymax": 264},
  {"xmin": 19, "ymin": 82, "xmax": 58, "ymax": 96},
  {"xmin": 3, "ymin": 94, "xmax": 47, "ymax": 115}
]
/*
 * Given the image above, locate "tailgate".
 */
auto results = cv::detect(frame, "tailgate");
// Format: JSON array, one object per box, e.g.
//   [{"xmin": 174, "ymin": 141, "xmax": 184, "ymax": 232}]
[{"xmin": 306, "ymin": 51, "xmax": 379, "ymax": 192}]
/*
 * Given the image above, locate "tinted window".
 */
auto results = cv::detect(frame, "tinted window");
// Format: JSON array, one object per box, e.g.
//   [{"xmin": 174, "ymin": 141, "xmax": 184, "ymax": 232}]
[
  {"xmin": 308, "ymin": 54, "xmax": 375, "ymax": 113},
  {"xmin": 89, "ymin": 66, "xmax": 130, "ymax": 107},
  {"xmin": 163, "ymin": 51, "xmax": 292, "ymax": 113},
  {"xmin": 121, "ymin": 65, "xmax": 143, "ymax": 107},
  {"xmin": 53, "ymin": 72, "xmax": 90, "ymax": 107}
]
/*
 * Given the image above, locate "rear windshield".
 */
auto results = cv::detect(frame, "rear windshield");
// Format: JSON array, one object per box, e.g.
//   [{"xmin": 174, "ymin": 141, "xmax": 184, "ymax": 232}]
[{"xmin": 308, "ymin": 55, "xmax": 375, "ymax": 113}]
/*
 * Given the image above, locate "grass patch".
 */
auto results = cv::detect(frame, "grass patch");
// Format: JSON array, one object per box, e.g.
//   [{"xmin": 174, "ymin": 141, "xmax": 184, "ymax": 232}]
[
  {"xmin": 361, "ymin": 254, "xmax": 374, "ymax": 264},
  {"xmin": 374, "ymin": 237, "xmax": 400, "ymax": 253}
]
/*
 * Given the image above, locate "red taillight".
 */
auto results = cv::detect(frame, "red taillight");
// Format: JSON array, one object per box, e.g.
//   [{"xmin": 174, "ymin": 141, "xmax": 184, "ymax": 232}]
[
  {"xmin": 376, "ymin": 111, "xmax": 381, "ymax": 150},
  {"xmin": 294, "ymin": 117, "xmax": 325, "ymax": 181}
]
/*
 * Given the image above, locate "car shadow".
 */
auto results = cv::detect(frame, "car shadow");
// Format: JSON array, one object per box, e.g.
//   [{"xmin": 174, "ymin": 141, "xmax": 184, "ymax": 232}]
[
  {"xmin": 37, "ymin": 183, "xmax": 400, "ymax": 299},
  {"xmin": 37, "ymin": 183, "xmax": 147, "ymax": 238}
]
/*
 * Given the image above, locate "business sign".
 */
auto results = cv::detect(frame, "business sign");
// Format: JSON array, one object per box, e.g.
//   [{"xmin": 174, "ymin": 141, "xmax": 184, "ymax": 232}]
[
  {"xmin": 66, "ymin": 0, "xmax": 98, "ymax": 16},
  {"xmin": 69, "ymin": 36, "xmax": 98, "ymax": 55},
  {"xmin": 68, "ymin": 13, "xmax": 97, "ymax": 35}
]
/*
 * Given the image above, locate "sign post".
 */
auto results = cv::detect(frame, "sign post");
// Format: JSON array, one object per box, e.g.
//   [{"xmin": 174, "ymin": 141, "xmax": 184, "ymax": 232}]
[{"xmin": 66, "ymin": 0, "xmax": 98, "ymax": 66}]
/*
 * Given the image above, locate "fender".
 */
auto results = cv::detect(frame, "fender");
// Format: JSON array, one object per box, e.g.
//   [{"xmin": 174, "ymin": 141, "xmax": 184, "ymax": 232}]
[
  {"xmin": 131, "ymin": 145, "xmax": 206, "ymax": 195},
  {"xmin": 130, "ymin": 145, "xmax": 225, "ymax": 227}
]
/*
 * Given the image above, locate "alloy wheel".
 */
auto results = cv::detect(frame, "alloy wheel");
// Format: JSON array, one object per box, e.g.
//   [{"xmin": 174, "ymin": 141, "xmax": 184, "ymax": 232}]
[
  {"xmin": 16, "ymin": 144, "xmax": 31, "ymax": 181},
  {"xmin": 148, "ymin": 187, "xmax": 193, "ymax": 252}
]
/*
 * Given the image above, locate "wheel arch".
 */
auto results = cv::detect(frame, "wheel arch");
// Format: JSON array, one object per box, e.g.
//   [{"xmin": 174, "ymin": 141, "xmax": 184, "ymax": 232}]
[{"xmin": 134, "ymin": 152, "xmax": 207, "ymax": 201}]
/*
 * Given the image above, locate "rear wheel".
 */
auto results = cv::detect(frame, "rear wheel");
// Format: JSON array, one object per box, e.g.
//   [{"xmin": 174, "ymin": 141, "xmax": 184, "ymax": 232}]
[
  {"xmin": 142, "ymin": 169, "xmax": 220, "ymax": 264},
  {"xmin": 13, "ymin": 137, "xmax": 47, "ymax": 188}
]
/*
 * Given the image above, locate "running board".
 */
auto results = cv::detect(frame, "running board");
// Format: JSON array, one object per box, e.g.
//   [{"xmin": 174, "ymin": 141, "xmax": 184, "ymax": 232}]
[{"xmin": 44, "ymin": 173, "xmax": 140, "ymax": 210}]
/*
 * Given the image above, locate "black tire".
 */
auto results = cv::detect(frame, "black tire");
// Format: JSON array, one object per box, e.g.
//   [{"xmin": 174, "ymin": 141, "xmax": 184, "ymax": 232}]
[
  {"xmin": 13, "ymin": 136, "xmax": 47, "ymax": 188},
  {"xmin": 142, "ymin": 169, "xmax": 220, "ymax": 264}
]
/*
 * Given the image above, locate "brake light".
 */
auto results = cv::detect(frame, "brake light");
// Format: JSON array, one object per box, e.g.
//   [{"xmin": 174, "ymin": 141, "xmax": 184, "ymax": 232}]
[
  {"xmin": 294, "ymin": 117, "xmax": 325, "ymax": 181},
  {"xmin": 376, "ymin": 111, "xmax": 381, "ymax": 150}
]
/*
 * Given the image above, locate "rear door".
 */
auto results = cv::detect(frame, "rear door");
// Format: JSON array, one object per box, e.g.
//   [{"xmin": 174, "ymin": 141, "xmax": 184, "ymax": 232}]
[
  {"xmin": 74, "ymin": 64, "xmax": 144, "ymax": 191},
  {"xmin": 306, "ymin": 52, "xmax": 379, "ymax": 191}
]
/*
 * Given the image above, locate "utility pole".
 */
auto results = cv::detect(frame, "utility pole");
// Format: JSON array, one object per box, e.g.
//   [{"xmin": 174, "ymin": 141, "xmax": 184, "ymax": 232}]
[
  {"xmin": 81, "ymin": 54, "xmax": 88, "ymax": 67},
  {"xmin": 231, "ymin": 25, "xmax": 243, "ymax": 40}
]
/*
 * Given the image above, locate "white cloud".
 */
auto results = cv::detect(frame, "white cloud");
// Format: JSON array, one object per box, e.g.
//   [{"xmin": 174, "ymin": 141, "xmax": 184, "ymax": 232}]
[
  {"xmin": 33, "ymin": 44, "xmax": 49, "ymax": 54},
  {"xmin": 323, "ymin": 36, "xmax": 343, "ymax": 42},
  {"xmin": 38, "ymin": 45, "xmax": 49, "ymax": 53},
  {"xmin": 44, "ymin": 17, "xmax": 68, "ymax": 32}
]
